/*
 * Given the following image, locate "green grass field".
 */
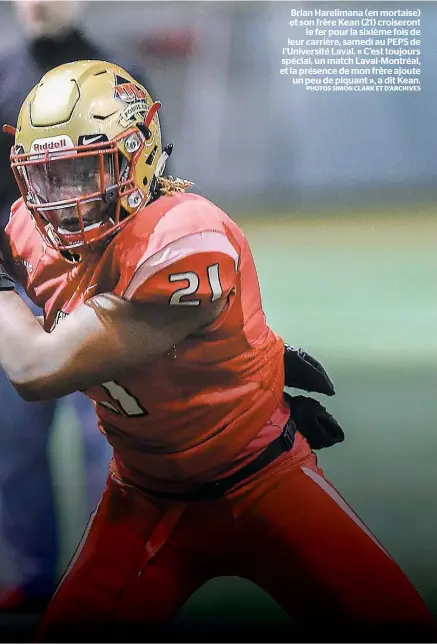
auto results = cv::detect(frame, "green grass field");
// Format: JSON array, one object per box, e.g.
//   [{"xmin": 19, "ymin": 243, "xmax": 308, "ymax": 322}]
[{"xmin": 49, "ymin": 211, "xmax": 437, "ymax": 626}]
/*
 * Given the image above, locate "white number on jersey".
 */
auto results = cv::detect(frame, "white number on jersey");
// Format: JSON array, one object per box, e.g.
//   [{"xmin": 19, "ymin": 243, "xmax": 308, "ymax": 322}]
[
  {"xmin": 99, "ymin": 381, "xmax": 147, "ymax": 416},
  {"xmin": 169, "ymin": 262, "xmax": 223, "ymax": 306}
]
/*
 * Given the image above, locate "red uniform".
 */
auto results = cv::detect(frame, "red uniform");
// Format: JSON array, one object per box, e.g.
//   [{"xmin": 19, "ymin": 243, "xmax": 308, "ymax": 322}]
[{"xmin": 4, "ymin": 193, "xmax": 434, "ymax": 641}]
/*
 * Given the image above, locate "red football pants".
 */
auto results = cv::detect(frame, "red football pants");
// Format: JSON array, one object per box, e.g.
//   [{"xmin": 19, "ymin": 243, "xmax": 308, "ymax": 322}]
[{"xmin": 35, "ymin": 432, "xmax": 435, "ymax": 642}]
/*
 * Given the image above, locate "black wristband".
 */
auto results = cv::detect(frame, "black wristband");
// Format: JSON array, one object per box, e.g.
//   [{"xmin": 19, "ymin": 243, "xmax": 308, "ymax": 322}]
[{"xmin": 0, "ymin": 263, "xmax": 16, "ymax": 291}]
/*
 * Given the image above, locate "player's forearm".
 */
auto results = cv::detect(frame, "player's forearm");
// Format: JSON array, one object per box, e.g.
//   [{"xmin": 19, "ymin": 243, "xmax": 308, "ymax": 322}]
[
  {"xmin": 0, "ymin": 290, "xmax": 108, "ymax": 400},
  {"xmin": 0, "ymin": 291, "xmax": 131, "ymax": 400},
  {"xmin": 0, "ymin": 290, "xmax": 225, "ymax": 401},
  {"xmin": 0, "ymin": 291, "xmax": 51, "ymax": 398},
  {"xmin": 0, "ymin": 290, "xmax": 124, "ymax": 400}
]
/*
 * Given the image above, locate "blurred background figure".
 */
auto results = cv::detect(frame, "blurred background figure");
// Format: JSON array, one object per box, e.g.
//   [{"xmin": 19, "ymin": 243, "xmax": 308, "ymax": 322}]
[{"xmin": 0, "ymin": 0, "xmax": 154, "ymax": 614}]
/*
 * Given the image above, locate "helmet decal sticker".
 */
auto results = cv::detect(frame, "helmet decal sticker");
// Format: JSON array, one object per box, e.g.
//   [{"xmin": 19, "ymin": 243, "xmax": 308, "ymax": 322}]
[
  {"xmin": 30, "ymin": 135, "xmax": 75, "ymax": 154},
  {"xmin": 114, "ymin": 75, "xmax": 146, "ymax": 103},
  {"xmin": 78, "ymin": 134, "xmax": 109, "ymax": 146},
  {"xmin": 118, "ymin": 102, "xmax": 148, "ymax": 128}
]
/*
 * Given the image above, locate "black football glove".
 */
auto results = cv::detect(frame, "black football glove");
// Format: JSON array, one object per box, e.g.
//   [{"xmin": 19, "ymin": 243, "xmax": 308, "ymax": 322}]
[
  {"xmin": 285, "ymin": 393, "xmax": 344, "ymax": 450},
  {"xmin": 0, "ymin": 261, "xmax": 15, "ymax": 291},
  {"xmin": 284, "ymin": 344, "xmax": 335, "ymax": 396}
]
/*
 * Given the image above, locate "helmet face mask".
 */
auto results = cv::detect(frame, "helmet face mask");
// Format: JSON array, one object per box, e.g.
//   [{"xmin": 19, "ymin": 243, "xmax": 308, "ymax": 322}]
[
  {"xmin": 9, "ymin": 61, "xmax": 164, "ymax": 256},
  {"xmin": 12, "ymin": 131, "xmax": 143, "ymax": 251}
]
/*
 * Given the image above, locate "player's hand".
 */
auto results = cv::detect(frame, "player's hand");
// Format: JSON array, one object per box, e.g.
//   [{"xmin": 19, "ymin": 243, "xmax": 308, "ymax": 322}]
[
  {"xmin": 286, "ymin": 394, "xmax": 344, "ymax": 450},
  {"xmin": 284, "ymin": 344, "xmax": 335, "ymax": 396}
]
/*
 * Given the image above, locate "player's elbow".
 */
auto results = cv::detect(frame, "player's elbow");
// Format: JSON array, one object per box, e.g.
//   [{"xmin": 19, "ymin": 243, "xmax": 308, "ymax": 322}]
[
  {"xmin": 12, "ymin": 363, "xmax": 71, "ymax": 400},
  {"xmin": 8, "ymin": 352, "xmax": 63, "ymax": 401},
  {"xmin": 12, "ymin": 373, "xmax": 54, "ymax": 401},
  {"xmin": 14, "ymin": 384, "xmax": 43, "ymax": 402}
]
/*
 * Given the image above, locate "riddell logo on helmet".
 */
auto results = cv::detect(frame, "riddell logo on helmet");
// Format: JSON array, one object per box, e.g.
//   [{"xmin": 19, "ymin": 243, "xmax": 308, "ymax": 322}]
[{"xmin": 30, "ymin": 135, "xmax": 75, "ymax": 153}]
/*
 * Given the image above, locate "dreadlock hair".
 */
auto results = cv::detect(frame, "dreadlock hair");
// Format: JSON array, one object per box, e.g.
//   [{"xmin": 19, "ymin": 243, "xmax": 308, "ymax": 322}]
[{"xmin": 157, "ymin": 176, "xmax": 194, "ymax": 197}]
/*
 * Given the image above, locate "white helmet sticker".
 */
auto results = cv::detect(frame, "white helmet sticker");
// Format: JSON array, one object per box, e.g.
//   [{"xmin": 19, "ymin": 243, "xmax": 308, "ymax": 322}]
[{"xmin": 30, "ymin": 135, "xmax": 75, "ymax": 157}]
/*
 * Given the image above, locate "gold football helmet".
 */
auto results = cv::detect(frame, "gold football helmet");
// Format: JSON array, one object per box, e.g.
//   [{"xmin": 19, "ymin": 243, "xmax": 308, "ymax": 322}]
[{"xmin": 7, "ymin": 60, "xmax": 171, "ymax": 254}]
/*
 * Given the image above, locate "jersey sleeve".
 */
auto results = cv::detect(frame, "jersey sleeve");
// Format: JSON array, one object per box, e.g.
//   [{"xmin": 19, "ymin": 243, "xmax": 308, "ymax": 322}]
[
  {"xmin": 122, "ymin": 230, "xmax": 239, "ymax": 306},
  {"xmin": 2, "ymin": 199, "xmax": 38, "ymax": 290}
]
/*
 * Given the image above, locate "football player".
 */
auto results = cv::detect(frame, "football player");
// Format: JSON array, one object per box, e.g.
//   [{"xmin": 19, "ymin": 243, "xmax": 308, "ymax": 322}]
[{"xmin": 0, "ymin": 61, "xmax": 434, "ymax": 642}]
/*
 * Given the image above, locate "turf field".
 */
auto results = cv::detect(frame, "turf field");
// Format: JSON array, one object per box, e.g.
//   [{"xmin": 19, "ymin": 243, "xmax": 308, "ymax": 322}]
[{"xmin": 42, "ymin": 210, "xmax": 437, "ymax": 629}]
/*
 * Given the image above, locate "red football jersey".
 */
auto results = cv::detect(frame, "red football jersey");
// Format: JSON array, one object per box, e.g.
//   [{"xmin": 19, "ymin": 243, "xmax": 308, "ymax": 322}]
[{"xmin": 4, "ymin": 193, "xmax": 286, "ymax": 493}]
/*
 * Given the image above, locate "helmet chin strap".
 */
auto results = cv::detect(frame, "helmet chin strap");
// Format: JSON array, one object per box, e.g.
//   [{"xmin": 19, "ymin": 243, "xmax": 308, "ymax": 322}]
[
  {"xmin": 155, "ymin": 143, "xmax": 173, "ymax": 179},
  {"xmin": 147, "ymin": 143, "xmax": 174, "ymax": 204}
]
